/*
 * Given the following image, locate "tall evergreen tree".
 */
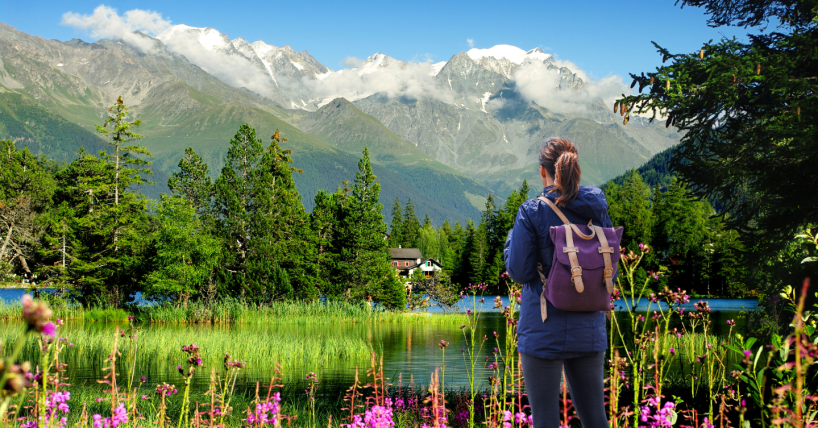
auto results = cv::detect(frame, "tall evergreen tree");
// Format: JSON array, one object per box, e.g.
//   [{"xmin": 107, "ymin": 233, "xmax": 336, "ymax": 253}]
[
  {"xmin": 616, "ymin": 0, "xmax": 817, "ymax": 249},
  {"xmin": 311, "ymin": 188, "xmax": 345, "ymax": 295},
  {"xmin": 145, "ymin": 196, "xmax": 221, "ymax": 304},
  {"xmin": 333, "ymin": 148, "xmax": 405, "ymax": 308},
  {"xmin": 51, "ymin": 97, "xmax": 154, "ymax": 306},
  {"xmin": 213, "ymin": 124, "xmax": 263, "ymax": 296},
  {"xmin": 401, "ymin": 199, "xmax": 421, "ymax": 248},
  {"xmin": 168, "ymin": 147, "xmax": 212, "ymax": 217},
  {"xmin": 55, "ymin": 147, "xmax": 151, "ymax": 306},
  {"xmin": 389, "ymin": 197, "xmax": 404, "ymax": 247},
  {"xmin": 247, "ymin": 130, "xmax": 316, "ymax": 301},
  {"xmin": 652, "ymin": 178, "xmax": 713, "ymax": 258},
  {"xmin": 606, "ymin": 170, "xmax": 654, "ymax": 251}
]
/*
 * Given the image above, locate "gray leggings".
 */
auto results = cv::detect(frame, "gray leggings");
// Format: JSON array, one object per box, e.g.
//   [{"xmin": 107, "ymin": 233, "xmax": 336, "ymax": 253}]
[{"xmin": 520, "ymin": 352, "xmax": 610, "ymax": 428}]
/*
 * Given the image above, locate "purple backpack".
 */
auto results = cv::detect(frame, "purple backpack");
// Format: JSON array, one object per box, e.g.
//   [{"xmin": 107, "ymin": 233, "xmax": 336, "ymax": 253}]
[{"xmin": 536, "ymin": 196, "xmax": 623, "ymax": 320}]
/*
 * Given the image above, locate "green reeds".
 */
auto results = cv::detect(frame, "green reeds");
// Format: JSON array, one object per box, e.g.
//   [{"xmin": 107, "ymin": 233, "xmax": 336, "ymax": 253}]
[
  {"xmin": 0, "ymin": 299, "xmax": 468, "ymax": 325},
  {"xmin": 135, "ymin": 299, "xmax": 468, "ymax": 325},
  {"xmin": 0, "ymin": 323, "xmax": 374, "ymax": 379}
]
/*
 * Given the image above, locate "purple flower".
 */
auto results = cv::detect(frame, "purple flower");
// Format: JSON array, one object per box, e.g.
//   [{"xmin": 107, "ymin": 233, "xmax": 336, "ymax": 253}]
[
  {"xmin": 743, "ymin": 350, "xmax": 752, "ymax": 357},
  {"xmin": 41, "ymin": 321, "xmax": 56, "ymax": 338},
  {"xmin": 346, "ymin": 404, "xmax": 395, "ymax": 428},
  {"xmin": 247, "ymin": 392, "xmax": 282, "ymax": 425},
  {"xmin": 92, "ymin": 403, "xmax": 128, "ymax": 427}
]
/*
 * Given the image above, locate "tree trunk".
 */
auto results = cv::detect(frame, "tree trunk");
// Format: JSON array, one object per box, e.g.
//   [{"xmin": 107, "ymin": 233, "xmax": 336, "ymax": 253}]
[{"xmin": 0, "ymin": 223, "xmax": 13, "ymax": 262}]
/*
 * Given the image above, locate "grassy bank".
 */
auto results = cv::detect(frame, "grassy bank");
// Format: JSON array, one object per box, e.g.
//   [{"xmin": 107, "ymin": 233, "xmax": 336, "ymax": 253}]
[{"xmin": 0, "ymin": 298, "xmax": 468, "ymax": 325}]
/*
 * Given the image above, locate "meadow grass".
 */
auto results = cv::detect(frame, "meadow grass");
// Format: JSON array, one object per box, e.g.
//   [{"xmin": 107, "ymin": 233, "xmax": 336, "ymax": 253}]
[{"xmin": 0, "ymin": 298, "xmax": 468, "ymax": 325}]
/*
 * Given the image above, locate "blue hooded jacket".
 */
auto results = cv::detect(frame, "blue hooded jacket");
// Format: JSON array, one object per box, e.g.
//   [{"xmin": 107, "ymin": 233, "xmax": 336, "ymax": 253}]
[{"xmin": 504, "ymin": 185, "xmax": 613, "ymax": 359}]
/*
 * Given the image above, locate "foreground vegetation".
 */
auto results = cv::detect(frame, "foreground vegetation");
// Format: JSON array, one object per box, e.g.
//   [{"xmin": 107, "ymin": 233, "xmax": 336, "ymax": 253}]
[{"xmin": 0, "ymin": 244, "xmax": 815, "ymax": 427}]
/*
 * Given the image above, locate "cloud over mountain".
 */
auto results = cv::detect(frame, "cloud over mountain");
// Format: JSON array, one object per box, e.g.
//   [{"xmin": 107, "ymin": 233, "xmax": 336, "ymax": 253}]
[
  {"xmin": 308, "ymin": 54, "xmax": 452, "ymax": 105},
  {"xmin": 513, "ymin": 58, "xmax": 629, "ymax": 113},
  {"xmin": 61, "ymin": 5, "xmax": 171, "ymax": 53}
]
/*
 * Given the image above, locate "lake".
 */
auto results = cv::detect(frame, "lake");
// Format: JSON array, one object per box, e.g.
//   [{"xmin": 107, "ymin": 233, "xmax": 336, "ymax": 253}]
[{"xmin": 0, "ymin": 290, "xmax": 757, "ymax": 393}]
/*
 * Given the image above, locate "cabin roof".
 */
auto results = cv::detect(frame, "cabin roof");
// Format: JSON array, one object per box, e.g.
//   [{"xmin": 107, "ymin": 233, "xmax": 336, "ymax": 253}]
[{"xmin": 390, "ymin": 248, "xmax": 423, "ymax": 259}]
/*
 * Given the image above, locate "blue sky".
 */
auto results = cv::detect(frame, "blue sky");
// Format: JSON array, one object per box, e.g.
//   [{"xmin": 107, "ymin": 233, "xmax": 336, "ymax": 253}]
[{"xmin": 2, "ymin": 0, "xmax": 750, "ymax": 80}]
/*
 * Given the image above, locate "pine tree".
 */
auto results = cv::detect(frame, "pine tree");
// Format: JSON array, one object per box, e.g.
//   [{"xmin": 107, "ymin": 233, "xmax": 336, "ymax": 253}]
[
  {"xmin": 213, "ymin": 124, "xmax": 264, "ymax": 296},
  {"xmin": 423, "ymin": 214, "xmax": 432, "ymax": 229},
  {"xmin": 447, "ymin": 221, "xmax": 466, "ymax": 274},
  {"xmin": 401, "ymin": 199, "xmax": 421, "ymax": 248},
  {"xmin": 652, "ymin": 177, "xmax": 713, "ymax": 258},
  {"xmin": 168, "ymin": 147, "xmax": 212, "ymax": 217},
  {"xmin": 606, "ymin": 170, "xmax": 654, "ymax": 251},
  {"xmin": 145, "ymin": 196, "xmax": 221, "ymax": 304},
  {"xmin": 248, "ymin": 130, "xmax": 316, "ymax": 301},
  {"xmin": 52, "ymin": 97, "xmax": 154, "ymax": 306},
  {"xmin": 389, "ymin": 197, "xmax": 404, "ymax": 247},
  {"xmin": 469, "ymin": 223, "xmax": 489, "ymax": 286},
  {"xmin": 334, "ymin": 148, "xmax": 405, "ymax": 308},
  {"xmin": 55, "ymin": 147, "xmax": 151, "ymax": 306},
  {"xmin": 311, "ymin": 188, "xmax": 345, "ymax": 295},
  {"xmin": 616, "ymin": 0, "xmax": 817, "ymax": 249}
]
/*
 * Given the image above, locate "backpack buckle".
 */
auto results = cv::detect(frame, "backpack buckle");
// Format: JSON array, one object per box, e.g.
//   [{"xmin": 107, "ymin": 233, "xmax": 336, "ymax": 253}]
[
  {"xmin": 603, "ymin": 267, "xmax": 614, "ymax": 278},
  {"xmin": 570, "ymin": 266, "xmax": 583, "ymax": 277}
]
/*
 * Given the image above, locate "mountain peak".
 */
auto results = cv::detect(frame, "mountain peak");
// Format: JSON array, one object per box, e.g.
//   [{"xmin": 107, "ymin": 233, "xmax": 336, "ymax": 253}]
[{"xmin": 466, "ymin": 45, "xmax": 551, "ymax": 65}]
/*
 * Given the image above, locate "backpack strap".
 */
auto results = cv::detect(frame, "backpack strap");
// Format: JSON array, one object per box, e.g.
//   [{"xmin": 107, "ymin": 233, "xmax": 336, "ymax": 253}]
[
  {"xmin": 537, "ymin": 197, "xmax": 596, "ymax": 240},
  {"xmin": 537, "ymin": 197, "xmax": 586, "ymax": 293},
  {"xmin": 593, "ymin": 226, "xmax": 615, "ymax": 294}
]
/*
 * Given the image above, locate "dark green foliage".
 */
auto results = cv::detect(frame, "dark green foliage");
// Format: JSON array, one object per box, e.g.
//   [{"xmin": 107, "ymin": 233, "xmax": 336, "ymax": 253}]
[
  {"xmin": 213, "ymin": 126, "xmax": 317, "ymax": 301},
  {"xmin": 389, "ymin": 197, "xmax": 404, "ymax": 247},
  {"xmin": 54, "ymin": 148, "xmax": 151, "ymax": 305},
  {"xmin": 606, "ymin": 171, "xmax": 654, "ymax": 252},
  {"xmin": 167, "ymin": 147, "xmax": 212, "ymax": 217},
  {"xmin": 144, "ymin": 196, "xmax": 221, "ymax": 303},
  {"xmin": 652, "ymin": 178, "xmax": 713, "ymax": 258},
  {"xmin": 401, "ymin": 199, "xmax": 421, "ymax": 249},
  {"xmin": 213, "ymin": 124, "xmax": 263, "ymax": 295},
  {"xmin": 615, "ymin": 0, "xmax": 818, "ymax": 250},
  {"xmin": 0, "ymin": 141, "xmax": 55, "ymax": 278},
  {"xmin": 310, "ymin": 189, "xmax": 345, "ymax": 294},
  {"xmin": 326, "ymin": 148, "xmax": 406, "ymax": 308}
]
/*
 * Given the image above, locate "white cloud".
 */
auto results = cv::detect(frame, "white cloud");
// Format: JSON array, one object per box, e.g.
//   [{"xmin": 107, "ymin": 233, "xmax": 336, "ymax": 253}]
[
  {"xmin": 307, "ymin": 55, "xmax": 452, "ymax": 104},
  {"xmin": 512, "ymin": 59, "xmax": 629, "ymax": 113},
  {"xmin": 157, "ymin": 26, "xmax": 277, "ymax": 98},
  {"xmin": 467, "ymin": 38, "xmax": 474, "ymax": 48},
  {"xmin": 61, "ymin": 5, "xmax": 171, "ymax": 53}
]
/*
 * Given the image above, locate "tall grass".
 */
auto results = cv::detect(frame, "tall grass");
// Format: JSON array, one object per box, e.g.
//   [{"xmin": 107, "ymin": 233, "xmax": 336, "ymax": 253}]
[
  {"xmin": 0, "ymin": 322, "xmax": 374, "ymax": 382},
  {"xmin": 0, "ymin": 298, "xmax": 468, "ymax": 325},
  {"xmin": 136, "ymin": 299, "xmax": 468, "ymax": 325}
]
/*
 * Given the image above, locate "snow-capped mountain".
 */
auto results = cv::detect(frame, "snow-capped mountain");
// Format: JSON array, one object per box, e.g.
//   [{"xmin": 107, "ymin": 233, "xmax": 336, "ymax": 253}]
[{"xmin": 0, "ymin": 17, "xmax": 680, "ymax": 201}]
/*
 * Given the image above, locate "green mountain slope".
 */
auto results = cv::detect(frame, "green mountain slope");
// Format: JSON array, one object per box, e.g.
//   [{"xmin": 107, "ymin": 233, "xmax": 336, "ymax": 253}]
[
  {"xmin": 295, "ymin": 98, "xmax": 491, "ymax": 218},
  {"xmin": 0, "ymin": 90, "xmax": 107, "ymax": 159}
]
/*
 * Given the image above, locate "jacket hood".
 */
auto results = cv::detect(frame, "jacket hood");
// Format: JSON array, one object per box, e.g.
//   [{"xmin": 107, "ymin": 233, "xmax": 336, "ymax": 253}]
[{"xmin": 540, "ymin": 185, "xmax": 609, "ymax": 223}]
